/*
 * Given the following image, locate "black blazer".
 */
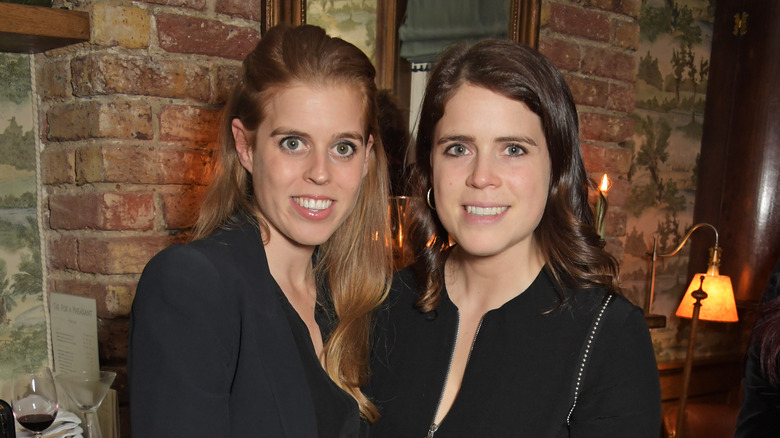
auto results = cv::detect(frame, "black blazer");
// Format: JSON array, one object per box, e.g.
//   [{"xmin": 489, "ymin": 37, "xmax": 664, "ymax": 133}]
[{"xmin": 128, "ymin": 220, "xmax": 319, "ymax": 437}]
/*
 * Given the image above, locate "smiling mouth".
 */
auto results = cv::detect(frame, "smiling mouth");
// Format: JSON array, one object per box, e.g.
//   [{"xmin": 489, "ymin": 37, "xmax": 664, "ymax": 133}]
[
  {"xmin": 465, "ymin": 205, "xmax": 508, "ymax": 216},
  {"xmin": 294, "ymin": 197, "xmax": 333, "ymax": 212}
]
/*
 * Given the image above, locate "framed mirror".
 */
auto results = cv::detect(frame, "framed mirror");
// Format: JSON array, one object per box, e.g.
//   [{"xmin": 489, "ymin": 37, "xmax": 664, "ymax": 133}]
[{"xmin": 261, "ymin": 0, "xmax": 541, "ymax": 91}]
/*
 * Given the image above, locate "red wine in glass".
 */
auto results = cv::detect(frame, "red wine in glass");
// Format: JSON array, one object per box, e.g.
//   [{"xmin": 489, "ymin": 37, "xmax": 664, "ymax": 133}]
[
  {"xmin": 12, "ymin": 368, "xmax": 59, "ymax": 438},
  {"xmin": 17, "ymin": 413, "xmax": 56, "ymax": 432}
]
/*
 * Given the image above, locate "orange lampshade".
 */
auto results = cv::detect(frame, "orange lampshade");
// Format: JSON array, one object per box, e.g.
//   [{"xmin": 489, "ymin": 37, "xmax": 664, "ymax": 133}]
[{"xmin": 675, "ymin": 273, "xmax": 738, "ymax": 322}]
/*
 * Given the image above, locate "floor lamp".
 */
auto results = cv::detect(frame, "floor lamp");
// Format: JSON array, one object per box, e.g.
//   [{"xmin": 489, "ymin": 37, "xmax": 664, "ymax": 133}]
[{"xmin": 651, "ymin": 223, "xmax": 738, "ymax": 438}]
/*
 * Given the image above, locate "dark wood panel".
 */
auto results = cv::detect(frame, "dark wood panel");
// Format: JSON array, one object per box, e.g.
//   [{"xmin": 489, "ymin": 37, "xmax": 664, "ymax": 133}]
[
  {"xmin": 692, "ymin": 0, "xmax": 780, "ymax": 304},
  {"xmin": 0, "ymin": 3, "xmax": 89, "ymax": 53}
]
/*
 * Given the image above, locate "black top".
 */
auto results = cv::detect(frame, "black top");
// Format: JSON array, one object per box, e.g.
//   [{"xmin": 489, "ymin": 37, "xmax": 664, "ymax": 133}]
[
  {"xmin": 735, "ymin": 258, "xmax": 780, "ymax": 437},
  {"xmin": 129, "ymin": 219, "xmax": 365, "ymax": 438},
  {"xmin": 277, "ymin": 285, "xmax": 366, "ymax": 437},
  {"xmin": 368, "ymin": 267, "xmax": 661, "ymax": 438}
]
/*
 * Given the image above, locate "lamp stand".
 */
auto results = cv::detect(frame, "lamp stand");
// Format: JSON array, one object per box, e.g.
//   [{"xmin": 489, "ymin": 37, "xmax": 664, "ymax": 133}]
[{"xmin": 675, "ymin": 275, "xmax": 707, "ymax": 438}]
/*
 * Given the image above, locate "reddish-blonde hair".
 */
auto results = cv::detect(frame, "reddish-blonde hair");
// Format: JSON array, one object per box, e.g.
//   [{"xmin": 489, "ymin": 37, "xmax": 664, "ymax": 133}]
[{"xmin": 193, "ymin": 24, "xmax": 392, "ymax": 421}]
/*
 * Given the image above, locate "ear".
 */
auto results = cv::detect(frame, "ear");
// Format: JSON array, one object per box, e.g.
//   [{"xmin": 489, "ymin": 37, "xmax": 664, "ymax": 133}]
[
  {"xmin": 362, "ymin": 134, "xmax": 374, "ymax": 178},
  {"xmin": 232, "ymin": 118, "xmax": 254, "ymax": 174}
]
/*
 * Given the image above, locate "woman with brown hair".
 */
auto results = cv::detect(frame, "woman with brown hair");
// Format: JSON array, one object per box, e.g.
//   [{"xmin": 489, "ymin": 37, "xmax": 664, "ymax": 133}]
[
  {"xmin": 129, "ymin": 24, "xmax": 391, "ymax": 437},
  {"xmin": 368, "ymin": 39, "xmax": 661, "ymax": 437}
]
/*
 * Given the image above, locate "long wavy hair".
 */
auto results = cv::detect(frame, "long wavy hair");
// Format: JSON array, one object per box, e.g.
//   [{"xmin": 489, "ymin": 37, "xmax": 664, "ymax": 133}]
[
  {"xmin": 408, "ymin": 39, "xmax": 620, "ymax": 312},
  {"xmin": 193, "ymin": 24, "xmax": 392, "ymax": 421}
]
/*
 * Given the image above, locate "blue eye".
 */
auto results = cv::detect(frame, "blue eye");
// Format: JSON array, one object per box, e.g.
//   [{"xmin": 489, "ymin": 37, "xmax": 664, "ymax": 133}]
[
  {"xmin": 280, "ymin": 137, "xmax": 303, "ymax": 151},
  {"xmin": 333, "ymin": 141, "xmax": 357, "ymax": 157},
  {"xmin": 504, "ymin": 144, "xmax": 526, "ymax": 156},
  {"xmin": 445, "ymin": 144, "xmax": 468, "ymax": 156}
]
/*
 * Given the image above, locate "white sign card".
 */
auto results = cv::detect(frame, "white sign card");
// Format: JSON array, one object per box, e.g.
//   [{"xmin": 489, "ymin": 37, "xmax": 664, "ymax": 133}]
[{"xmin": 49, "ymin": 292, "xmax": 99, "ymax": 375}]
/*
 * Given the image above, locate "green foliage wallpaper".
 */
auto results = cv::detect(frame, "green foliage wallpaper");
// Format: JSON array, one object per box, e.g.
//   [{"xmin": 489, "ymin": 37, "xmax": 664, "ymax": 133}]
[
  {"xmin": 0, "ymin": 53, "xmax": 46, "ymax": 394},
  {"xmin": 622, "ymin": 0, "xmax": 743, "ymax": 363}
]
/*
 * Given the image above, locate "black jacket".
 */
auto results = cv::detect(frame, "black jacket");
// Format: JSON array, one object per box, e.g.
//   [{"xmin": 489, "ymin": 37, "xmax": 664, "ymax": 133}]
[
  {"xmin": 128, "ymin": 220, "xmax": 322, "ymax": 437},
  {"xmin": 368, "ymin": 267, "xmax": 662, "ymax": 437}
]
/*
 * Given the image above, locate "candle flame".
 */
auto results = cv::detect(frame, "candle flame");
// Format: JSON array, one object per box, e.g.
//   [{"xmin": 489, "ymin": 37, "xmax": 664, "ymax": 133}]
[{"xmin": 599, "ymin": 174, "xmax": 610, "ymax": 193}]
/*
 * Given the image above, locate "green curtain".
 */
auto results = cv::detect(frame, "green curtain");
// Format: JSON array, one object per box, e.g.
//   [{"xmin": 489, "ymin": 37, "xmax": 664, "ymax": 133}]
[{"xmin": 399, "ymin": 0, "xmax": 510, "ymax": 64}]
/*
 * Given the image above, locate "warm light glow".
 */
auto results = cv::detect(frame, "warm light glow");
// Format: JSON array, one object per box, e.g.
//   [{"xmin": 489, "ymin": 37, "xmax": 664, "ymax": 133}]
[
  {"xmin": 675, "ymin": 274, "xmax": 738, "ymax": 322},
  {"xmin": 599, "ymin": 174, "xmax": 611, "ymax": 193}
]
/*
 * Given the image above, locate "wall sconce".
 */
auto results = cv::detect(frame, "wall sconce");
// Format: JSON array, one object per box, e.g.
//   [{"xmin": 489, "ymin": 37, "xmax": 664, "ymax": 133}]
[
  {"xmin": 595, "ymin": 174, "xmax": 610, "ymax": 241},
  {"xmin": 649, "ymin": 223, "xmax": 738, "ymax": 437}
]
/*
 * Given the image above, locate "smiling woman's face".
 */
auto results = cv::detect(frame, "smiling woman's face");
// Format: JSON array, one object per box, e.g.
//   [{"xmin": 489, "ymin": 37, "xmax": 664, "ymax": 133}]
[
  {"xmin": 233, "ymin": 82, "xmax": 373, "ymax": 248},
  {"xmin": 431, "ymin": 83, "xmax": 551, "ymax": 260}
]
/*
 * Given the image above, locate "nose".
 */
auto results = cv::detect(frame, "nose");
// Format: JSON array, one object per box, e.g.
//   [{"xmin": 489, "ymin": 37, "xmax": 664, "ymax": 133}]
[
  {"xmin": 466, "ymin": 154, "xmax": 500, "ymax": 189},
  {"xmin": 304, "ymin": 150, "xmax": 331, "ymax": 185}
]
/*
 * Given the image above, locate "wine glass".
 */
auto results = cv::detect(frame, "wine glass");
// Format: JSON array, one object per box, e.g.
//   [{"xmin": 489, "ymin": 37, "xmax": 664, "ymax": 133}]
[
  {"xmin": 56, "ymin": 371, "xmax": 116, "ymax": 438},
  {"xmin": 12, "ymin": 368, "xmax": 59, "ymax": 438}
]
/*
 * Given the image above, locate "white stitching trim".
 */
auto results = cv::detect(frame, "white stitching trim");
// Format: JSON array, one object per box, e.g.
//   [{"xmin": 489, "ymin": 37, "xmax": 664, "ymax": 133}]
[{"xmin": 566, "ymin": 294, "xmax": 613, "ymax": 425}]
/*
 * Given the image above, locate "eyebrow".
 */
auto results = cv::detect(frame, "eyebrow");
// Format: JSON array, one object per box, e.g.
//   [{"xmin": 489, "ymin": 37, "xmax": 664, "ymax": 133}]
[
  {"xmin": 436, "ymin": 134, "xmax": 539, "ymax": 147},
  {"xmin": 271, "ymin": 128, "xmax": 365, "ymax": 144}
]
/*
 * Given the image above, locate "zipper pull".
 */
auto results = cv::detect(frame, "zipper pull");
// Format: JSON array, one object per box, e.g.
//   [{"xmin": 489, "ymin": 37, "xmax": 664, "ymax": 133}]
[{"xmin": 425, "ymin": 423, "xmax": 439, "ymax": 438}]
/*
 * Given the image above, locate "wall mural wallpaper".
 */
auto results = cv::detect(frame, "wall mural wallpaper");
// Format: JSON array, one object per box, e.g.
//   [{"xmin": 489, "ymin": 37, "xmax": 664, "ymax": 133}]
[
  {"xmin": 0, "ymin": 53, "xmax": 46, "ymax": 391},
  {"xmin": 622, "ymin": 0, "xmax": 743, "ymax": 363}
]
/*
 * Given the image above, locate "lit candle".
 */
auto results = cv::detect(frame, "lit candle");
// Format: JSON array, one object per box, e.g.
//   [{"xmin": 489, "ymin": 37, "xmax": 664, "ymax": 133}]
[{"xmin": 596, "ymin": 174, "xmax": 610, "ymax": 240}]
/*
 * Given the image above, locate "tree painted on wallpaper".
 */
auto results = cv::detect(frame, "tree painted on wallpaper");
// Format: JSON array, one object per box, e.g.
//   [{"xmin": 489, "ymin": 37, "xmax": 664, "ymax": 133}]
[
  {"xmin": 0, "ymin": 53, "xmax": 46, "ymax": 383},
  {"xmin": 623, "ymin": 0, "xmax": 741, "ymax": 363}
]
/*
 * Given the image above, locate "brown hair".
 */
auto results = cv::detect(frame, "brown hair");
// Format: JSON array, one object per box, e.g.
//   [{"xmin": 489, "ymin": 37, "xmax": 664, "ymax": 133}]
[
  {"xmin": 408, "ymin": 39, "xmax": 620, "ymax": 312},
  {"xmin": 193, "ymin": 24, "xmax": 392, "ymax": 421}
]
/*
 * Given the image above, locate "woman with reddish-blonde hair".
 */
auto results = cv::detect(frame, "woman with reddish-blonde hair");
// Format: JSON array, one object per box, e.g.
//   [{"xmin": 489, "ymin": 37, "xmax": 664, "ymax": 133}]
[{"xmin": 129, "ymin": 24, "xmax": 391, "ymax": 437}]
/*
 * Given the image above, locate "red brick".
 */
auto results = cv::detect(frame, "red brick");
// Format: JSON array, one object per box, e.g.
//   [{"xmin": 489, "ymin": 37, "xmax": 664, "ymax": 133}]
[
  {"xmin": 41, "ymin": 146, "xmax": 75, "ymax": 184},
  {"xmin": 215, "ymin": 0, "xmax": 261, "ymax": 21},
  {"xmin": 47, "ymin": 101, "xmax": 153, "ymax": 141},
  {"xmin": 606, "ymin": 82, "xmax": 635, "ymax": 113},
  {"xmin": 102, "ymin": 192, "xmax": 156, "ymax": 230},
  {"xmin": 78, "ymin": 144, "xmax": 167, "ymax": 184},
  {"xmin": 36, "ymin": 59, "xmax": 69, "ymax": 99},
  {"xmin": 158, "ymin": 148, "xmax": 214, "ymax": 185},
  {"xmin": 160, "ymin": 105, "xmax": 222, "ymax": 144},
  {"xmin": 581, "ymin": 46, "xmax": 636, "ymax": 83},
  {"xmin": 72, "ymin": 54, "xmax": 210, "ymax": 101},
  {"xmin": 549, "ymin": 3, "xmax": 610, "ymax": 43},
  {"xmin": 78, "ymin": 234, "xmax": 182, "ymax": 275},
  {"xmin": 48, "ymin": 234, "xmax": 79, "ymax": 271},
  {"xmin": 48, "ymin": 192, "xmax": 155, "ymax": 231},
  {"xmin": 571, "ymin": 0, "xmax": 641, "ymax": 18},
  {"xmin": 580, "ymin": 112, "xmax": 634, "ymax": 143},
  {"xmin": 76, "ymin": 144, "xmax": 213, "ymax": 185},
  {"xmin": 161, "ymin": 185, "xmax": 208, "ymax": 229},
  {"xmin": 49, "ymin": 193, "xmax": 102, "ymax": 230},
  {"xmin": 49, "ymin": 279, "xmax": 137, "ymax": 319},
  {"xmin": 136, "ymin": 0, "xmax": 206, "ymax": 10},
  {"xmin": 612, "ymin": 19, "xmax": 639, "ymax": 50},
  {"xmin": 565, "ymin": 74, "xmax": 608, "ymax": 108},
  {"xmin": 582, "ymin": 142, "xmax": 633, "ymax": 173},
  {"xmin": 156, "ymin": 14, "xmax": 260, "ymax": 60},
  {"xmin": 99, "ymin": 318, "xmax": 129, "ymax": 361},
  {"xmin": 213, "ymin": 63, "xmax": 241, "ymax": 104},
  {"xmin": 539, "ymin": 37, "xmax": 580, "ymax": 72}
]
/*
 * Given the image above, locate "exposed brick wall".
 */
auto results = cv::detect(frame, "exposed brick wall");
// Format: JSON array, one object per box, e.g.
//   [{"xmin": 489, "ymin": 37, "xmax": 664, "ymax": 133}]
[
  {"xmin": 539, "ymin": 0, "xmax": 641, "ymax": 261},
  {"xmin": 35, "ymin": 1, "xmax": 260, "ymax": 435},
  {"xmin": 32, "ymin": 1, "xmax": 640, "ymax": 436}
]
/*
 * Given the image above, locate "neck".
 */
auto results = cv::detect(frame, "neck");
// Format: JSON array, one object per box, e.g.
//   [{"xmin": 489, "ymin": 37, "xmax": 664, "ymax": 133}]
[
  {"xmin": 445, "ymin": 242, "xmax": 545, "ymax": 313},
  {"xmin": 263, "ymin": 228, "xmax": 317, "ymax": 299}
]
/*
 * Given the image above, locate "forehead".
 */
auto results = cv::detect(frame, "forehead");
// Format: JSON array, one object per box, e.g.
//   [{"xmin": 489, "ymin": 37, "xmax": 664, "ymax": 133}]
[{"xmin": 437, "ymin": 84, "xmax": 544, "ymax": 137}]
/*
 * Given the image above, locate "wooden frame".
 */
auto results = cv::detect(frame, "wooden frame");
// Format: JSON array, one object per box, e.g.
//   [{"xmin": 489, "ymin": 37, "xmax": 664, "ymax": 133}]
[{"xmin": 261, "ymin": 0, "xmax": 541, "ymax": 91}]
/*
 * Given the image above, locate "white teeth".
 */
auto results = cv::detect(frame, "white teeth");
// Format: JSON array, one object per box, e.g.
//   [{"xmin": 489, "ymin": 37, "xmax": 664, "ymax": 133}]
[
  {"xmin": 295, "ymin": 197, "xmax": 332, "ymax": 211},
  {"xmin": 466, "ymin": 205, "xmax": 507, "ymax": 216}
]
